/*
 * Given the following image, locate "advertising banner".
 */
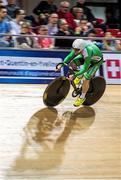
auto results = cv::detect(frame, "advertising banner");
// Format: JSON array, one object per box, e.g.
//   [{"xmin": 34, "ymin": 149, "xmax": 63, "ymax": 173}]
[
  {"xmin": 103, "ymin": 53, "xmax": 121, "ymax": 84},
  {"xmin": 0, "ymin": 49, "xmax": 67, "ymax": 84},
  {"xmin": 0, "ymin": 49, "xmax": 120, "ymax": 84}
]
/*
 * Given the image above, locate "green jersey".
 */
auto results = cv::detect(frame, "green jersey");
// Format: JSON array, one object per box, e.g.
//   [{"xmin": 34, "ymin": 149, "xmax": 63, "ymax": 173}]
[{"xmin": 63, "ymin": 43, "xmax": 103, "ymax": 78}]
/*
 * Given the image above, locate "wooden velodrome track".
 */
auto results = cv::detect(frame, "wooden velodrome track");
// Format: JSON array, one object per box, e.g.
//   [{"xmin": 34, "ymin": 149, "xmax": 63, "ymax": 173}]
[{"xmin": 0, "ymin": 84, "xmax": 121, "ymax": 180}]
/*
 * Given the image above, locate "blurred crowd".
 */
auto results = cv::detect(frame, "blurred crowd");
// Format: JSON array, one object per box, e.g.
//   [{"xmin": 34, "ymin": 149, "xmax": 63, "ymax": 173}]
[{"xmin": 0, "ymin": 0, "xmax": 121, "ymax": 50}]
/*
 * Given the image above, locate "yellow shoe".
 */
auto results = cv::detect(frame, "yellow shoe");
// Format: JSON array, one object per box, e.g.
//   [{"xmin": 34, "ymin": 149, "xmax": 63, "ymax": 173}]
[
  {"xmin": 73, "ymin": 77, "xmax": 81, "ymax": 85},
  {"xmin": 73, "ymin": 97, "xmax": 86, "ymax": 107}
]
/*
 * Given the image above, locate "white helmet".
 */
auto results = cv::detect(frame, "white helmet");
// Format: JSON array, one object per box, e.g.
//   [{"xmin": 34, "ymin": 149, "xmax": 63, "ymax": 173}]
[{"xmin": 72, "ymin": 39, "xmax": 91, "ymax": 51}]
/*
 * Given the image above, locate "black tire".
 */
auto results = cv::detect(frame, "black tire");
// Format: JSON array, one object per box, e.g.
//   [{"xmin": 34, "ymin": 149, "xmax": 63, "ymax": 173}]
[
  {"xmin": 43, "ymin": 76, "xmax": 70, "ymax": 107},
  {"xmin": 82, "ymin": 76, "xmax": 106, "ymax": 106}
]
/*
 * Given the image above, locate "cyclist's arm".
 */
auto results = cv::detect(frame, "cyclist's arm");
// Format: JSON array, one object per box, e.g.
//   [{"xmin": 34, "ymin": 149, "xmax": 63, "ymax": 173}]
[
  {"xmin": 62, "ymin": 49, "xmax": 75, "ymax": 66},
  {"xmin": 74, "ymin": 56, "xmax": 91, "ymax": 77},
  {"xmin": 73, "ymin": 53, "xmax": 83, "ymax": 61}
]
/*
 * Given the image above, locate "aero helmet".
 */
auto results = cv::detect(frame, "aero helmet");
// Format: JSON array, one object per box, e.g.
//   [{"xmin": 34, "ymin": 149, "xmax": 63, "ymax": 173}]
[{"xmin": 72, "ymin": 39, "xmax": 89, "ymax": 51}]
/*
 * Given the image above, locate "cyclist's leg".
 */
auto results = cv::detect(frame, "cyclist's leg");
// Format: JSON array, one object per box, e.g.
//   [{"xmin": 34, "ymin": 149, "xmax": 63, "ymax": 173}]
[
  {"xmin": 73, "ymin": 60, "xmax": 103, "ymax": 107},
  {"xmin": 81, "ymin": 77, "xmax": 90, "ymax": 98},
  {"xmin": 84, "ymin": 60, "xmax": 103, "ymax": 80},
  {"xmin": 73, "ymin": 77, "xmax": 89, "ymax": 107},
  {"xmin": 73, "ymin": 76, "xmax": 83, "ymax": 85},
  {"xmin": 83, "ymin": 60, "xmax": 103, "ymax": 95}
]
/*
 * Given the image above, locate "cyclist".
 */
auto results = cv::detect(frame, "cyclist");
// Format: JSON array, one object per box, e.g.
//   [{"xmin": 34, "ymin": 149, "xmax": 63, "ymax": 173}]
[{"xmin": 56, "ymin": 38, "xmax": 104, "ymax": 107}]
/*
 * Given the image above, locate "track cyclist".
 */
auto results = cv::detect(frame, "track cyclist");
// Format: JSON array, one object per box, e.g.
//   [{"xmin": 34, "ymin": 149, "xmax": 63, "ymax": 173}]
[{"xmin": 56, "ymin": 38, "xmax": 104, "ymax": 107}]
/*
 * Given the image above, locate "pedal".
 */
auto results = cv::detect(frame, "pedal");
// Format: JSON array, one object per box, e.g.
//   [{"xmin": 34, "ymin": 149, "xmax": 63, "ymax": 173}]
[{"xmin": 72, "ymin": 88, "xmax": 80, "ymax": 97}]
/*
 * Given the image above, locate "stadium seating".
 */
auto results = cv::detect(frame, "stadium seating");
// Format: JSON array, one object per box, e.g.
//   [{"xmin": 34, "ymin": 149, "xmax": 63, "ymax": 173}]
[{"xmin": 106, "ymin": 28, "xmax": 120, "ymax": 37}]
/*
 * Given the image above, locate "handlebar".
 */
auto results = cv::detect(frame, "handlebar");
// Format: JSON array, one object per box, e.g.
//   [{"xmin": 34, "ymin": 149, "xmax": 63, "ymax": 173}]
[{"xmin": 56, "ymin": 62, "xmax": 74, "ymax": 71}]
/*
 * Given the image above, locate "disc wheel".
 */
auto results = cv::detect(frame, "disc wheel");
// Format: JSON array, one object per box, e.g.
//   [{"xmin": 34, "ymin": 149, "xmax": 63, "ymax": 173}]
[
  {"xmin": 81, "ymin": 76, "xmax": 106, "ymax": 106},
  {"xmin": 43, "ymin": 76, "xmax": 70, "ymax": 107}
]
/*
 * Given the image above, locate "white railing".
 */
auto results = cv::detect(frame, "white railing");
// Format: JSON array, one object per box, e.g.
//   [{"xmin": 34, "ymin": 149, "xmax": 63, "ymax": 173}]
[{"xmin": 0, "ymin": 33, "xmax": 121, "ymax": 51}]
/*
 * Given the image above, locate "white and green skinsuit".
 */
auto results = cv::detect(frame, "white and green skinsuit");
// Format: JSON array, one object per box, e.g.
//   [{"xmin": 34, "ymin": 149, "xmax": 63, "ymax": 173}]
[{"xmin": 63, "ymin": 43, "xmax": 104, "ymax": 80}]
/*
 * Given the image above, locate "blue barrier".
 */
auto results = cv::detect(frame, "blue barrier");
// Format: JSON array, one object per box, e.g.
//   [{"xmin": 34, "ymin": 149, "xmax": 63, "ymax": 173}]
[
  {"xmin": 0, "ymin": 49, "xmax": 69, "ymax": 84},
  {"xmin": 0, "ymin": 49, "xmax": 121, "ymax": 84}
]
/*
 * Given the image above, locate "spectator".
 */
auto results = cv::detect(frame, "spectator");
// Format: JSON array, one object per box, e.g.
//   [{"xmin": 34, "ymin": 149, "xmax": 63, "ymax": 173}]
[
  {"xmin": 71, "ymin": 0, "xmax": 107, "ymax": 31},
  {"xmin": 0, "ymin": 5, "xmax": 11, "ymax": 47},
  {"xmin": 74, "ymin": 18, "xmax": 93, "ymax": 37},
  {"xmin": 87, "ymin": 30, "xmax": 103, "ymax": 49},
  {"xmin": 103, "ymin": 32, "xmax": 118, "ymax": 51},
  {"xmin": 55, "ymin": 18, "xmax": 74, "ymax": 49},
  {"xmin": 6, "ymin": 0, "xmax": 20, "ymax": 19},
  {"xmin": 116, "ymin": 40, "xmax": 121, "ymax": 51},
  {"xmin": 105, "ymin": 7, "xmax": 119, "ymax": 29},
  {"xmin": 24, "ymin": 15, "xmax": 38, "ymax": 28},
  {"xmin": 10, "ymin": 9, "xmax": 26, "ymax": 35},
  {"xmin": 47, "ymin": 13, "xmax": 59, "ymax": 35},
  {"xmin": 72, "ymin": 7, "xmax": 87, "ymax": 26},
  {"xmin": 33, "ymin": 0, "xmax": 57, "ymax": 16},
  {"xmin": 71, "ymin": 0, "xmax": 96, "ymax": 23},
  {"xmin": 0, "ymin": 0, "xmax": 11, "ymax": 21},
  {"xmin": 57, "ymin": 1, "xmax": 76, "ymax": 30},
  {"xmin": 37, "ymin": 25, "xmax": 54, "ymax": 49},
  {"xmin": 37, "ymin": 13, "xmax": 48, "ymax": 26},
  {"xmin": 15, "ymin": 22, "xmax": 38, "ymax": 49}
]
